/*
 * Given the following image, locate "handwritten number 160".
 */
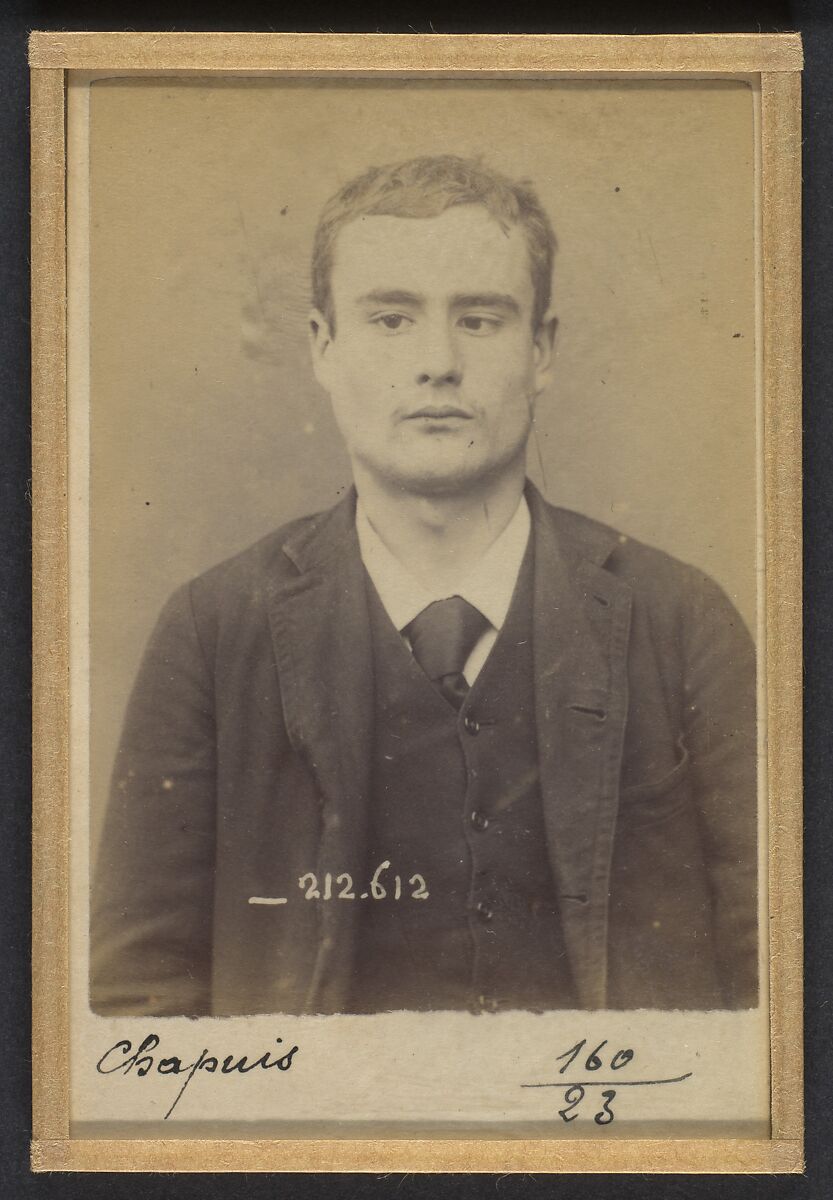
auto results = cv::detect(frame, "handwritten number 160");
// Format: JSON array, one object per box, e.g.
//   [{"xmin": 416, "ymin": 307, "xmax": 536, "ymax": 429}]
[{"xmin": 556, "ymin": 1038, "xmax": 634, "ymax": 1074}]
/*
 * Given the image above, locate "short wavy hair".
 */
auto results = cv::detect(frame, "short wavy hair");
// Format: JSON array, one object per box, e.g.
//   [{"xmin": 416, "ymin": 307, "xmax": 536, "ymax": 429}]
[{"xmin": 311, "ymin": 155, "xmax": 556, "ymax": 333}]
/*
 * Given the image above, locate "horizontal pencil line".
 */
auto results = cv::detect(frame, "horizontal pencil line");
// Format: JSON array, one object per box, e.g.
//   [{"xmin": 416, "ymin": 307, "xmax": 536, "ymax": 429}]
[{"xmin": 521, "ymin": 1072, "xmax": 693, "ymax": 1088}]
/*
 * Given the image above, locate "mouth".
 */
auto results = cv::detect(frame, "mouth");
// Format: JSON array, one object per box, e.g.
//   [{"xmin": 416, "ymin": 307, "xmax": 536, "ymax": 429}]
[{"xmin": 405, "ymin": 406, "xmax": 473, "ymax": 421}]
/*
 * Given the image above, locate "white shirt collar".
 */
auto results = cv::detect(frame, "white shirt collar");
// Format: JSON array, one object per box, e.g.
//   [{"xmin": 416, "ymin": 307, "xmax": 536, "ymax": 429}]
[{"xmin": 356, "ymin": 494, "xmax": 531, "ymax": 633}]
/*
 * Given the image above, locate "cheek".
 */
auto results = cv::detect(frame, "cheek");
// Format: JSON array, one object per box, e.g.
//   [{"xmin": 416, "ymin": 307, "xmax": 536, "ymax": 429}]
[
  {"xmin": 466, "ymin": 331, "xmax": 536, "ymax": 377},
  {"xmin": 469, "ymin": 349, "xmax": 537, "ymax": 411},
  {"xmin": 326, "ymin": 350, "xmax": 400, "ymax": 443},
  {"xmin": 472, "ymin": 372, "xmax": 537, "ymax": 447},
  {"xmin": 330, "ymin": 341, "xmax": 404, "ymax": 399}
]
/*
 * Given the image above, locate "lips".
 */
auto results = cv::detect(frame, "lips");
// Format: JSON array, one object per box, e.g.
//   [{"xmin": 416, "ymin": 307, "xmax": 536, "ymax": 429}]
[{"xmin": 406, "ymin": 406, "xmax": 472, "ymax": 420}]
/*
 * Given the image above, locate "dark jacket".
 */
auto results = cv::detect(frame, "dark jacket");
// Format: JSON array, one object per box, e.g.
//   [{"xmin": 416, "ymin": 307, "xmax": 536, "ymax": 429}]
[{"xmin": 91, "ymin": 484, "xmax": 758, "ymax": 1016}]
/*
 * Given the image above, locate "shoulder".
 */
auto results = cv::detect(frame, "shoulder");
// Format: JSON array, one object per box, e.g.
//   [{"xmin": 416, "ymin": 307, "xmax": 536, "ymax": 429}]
[
  {"xmin": 537, "ymin": 498, "xmax": 754, "ymax": 673},
  {"xmin": 535, "ymin": 495, "xmax": 743, "ymax": 619},
  {"xmin": 174, "ymin": 499, "xmax": 347, "ymax": 621},
  {"xmin": 193, "ymin": 514, "xmax": 315, "ymax": 590}
]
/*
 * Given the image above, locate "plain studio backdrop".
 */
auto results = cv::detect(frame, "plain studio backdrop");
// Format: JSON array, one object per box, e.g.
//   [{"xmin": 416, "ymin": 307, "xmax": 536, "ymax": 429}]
[{"xmin": 85, "ymin": 77, "xmax": 758, "ymax": 853}]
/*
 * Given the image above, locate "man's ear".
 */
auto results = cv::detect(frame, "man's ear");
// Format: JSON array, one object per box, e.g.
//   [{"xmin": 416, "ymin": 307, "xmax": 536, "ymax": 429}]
[
  {"xmin": 308, "ymin": 308, "xmax": 334, "ymax": 391},
  {"xmin": 532, "ymin": 315, "xmax": 558, "ymax": 393}
]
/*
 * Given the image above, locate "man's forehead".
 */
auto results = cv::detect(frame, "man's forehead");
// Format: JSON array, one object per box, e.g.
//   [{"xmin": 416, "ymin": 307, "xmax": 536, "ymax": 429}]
[{"xmin": 329, "ymin": 206, "xmax": 534, "ymax": 300}]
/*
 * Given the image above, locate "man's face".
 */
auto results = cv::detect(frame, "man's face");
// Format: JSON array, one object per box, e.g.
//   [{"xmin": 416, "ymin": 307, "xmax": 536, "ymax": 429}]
[{"xmin": 310, "ymin": 204, "xmax": 555, "ymax": 497}]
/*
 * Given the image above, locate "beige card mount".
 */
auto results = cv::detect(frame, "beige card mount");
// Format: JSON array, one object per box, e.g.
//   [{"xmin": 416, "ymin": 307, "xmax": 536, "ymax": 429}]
[{"xmin": 30, "ymin": 32, "xmax": 802, "ymax": 1174}]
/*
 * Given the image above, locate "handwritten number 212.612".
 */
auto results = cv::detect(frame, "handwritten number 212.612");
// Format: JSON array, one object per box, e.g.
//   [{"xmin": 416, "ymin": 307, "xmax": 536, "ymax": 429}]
[{"xmin": 298, "ymin": 861, "xmax": 429, "ymax": 901}]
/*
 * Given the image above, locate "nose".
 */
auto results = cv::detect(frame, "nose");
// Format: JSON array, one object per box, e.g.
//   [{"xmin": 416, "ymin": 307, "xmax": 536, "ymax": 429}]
[{"xmin": 415, "ymin": 323, "xmax": 462, "ymax": 387}]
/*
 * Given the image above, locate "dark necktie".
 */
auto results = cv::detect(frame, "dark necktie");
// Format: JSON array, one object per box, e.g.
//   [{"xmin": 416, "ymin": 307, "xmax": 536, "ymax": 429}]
[{"xmin": 404, "ymin": 596, "xmax": 489, "ymax": 710}]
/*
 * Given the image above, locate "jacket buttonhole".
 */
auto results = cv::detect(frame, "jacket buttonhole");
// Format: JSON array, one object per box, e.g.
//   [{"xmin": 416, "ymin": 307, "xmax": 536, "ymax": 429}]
[
  {"xmin": 562, "ymin": 893, "xmax": 589, "ymax": 905},
  {"xmin": 591, "ymin": 593, "xmax": 610, "ymax": 607},
  {"xmin": 568, "ymin": 704, "xmax": 607, "ymax": 721}
]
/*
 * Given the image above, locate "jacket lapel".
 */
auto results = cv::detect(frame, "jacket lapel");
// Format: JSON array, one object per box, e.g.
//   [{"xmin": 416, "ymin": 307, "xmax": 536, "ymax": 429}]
[
  {"xmin": 266, "ymin": 492, "xmax": 374, "ymax": 1012},
  {"xmin": 528, "ymin": 485, "xmax": 632, "ymax": 1009}
]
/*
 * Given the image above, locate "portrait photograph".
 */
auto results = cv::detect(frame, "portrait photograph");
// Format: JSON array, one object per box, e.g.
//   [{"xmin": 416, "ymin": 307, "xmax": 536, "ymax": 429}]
[{"xmin": 29, "ymin": 31, "xmax": 803, "ymax": 1173}]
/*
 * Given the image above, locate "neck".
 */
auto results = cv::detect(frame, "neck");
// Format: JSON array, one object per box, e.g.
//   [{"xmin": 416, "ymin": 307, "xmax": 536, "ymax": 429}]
[{"xmin": 354, "ymin": 462, "xmax": 527, "ymax": 590}]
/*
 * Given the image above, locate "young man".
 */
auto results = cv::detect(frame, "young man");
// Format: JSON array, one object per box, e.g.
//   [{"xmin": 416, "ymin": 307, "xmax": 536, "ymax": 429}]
[{"xmin": 91, "ymin": 156, "xmax": 758, "ymax": 1017}]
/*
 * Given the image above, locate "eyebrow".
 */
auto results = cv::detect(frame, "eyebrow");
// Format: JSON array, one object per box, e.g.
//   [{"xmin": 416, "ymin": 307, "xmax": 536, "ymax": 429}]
[
  {"xmin": 356, "ymin": 289, "xmax": 424, "ymax": 308},
  {"xmin": 450, "ymin": 293, "xmax": 521, "ymax": 315},
  {"xmin": 354, "ymin": 289, "xmax": 522, "ymax": 315}
]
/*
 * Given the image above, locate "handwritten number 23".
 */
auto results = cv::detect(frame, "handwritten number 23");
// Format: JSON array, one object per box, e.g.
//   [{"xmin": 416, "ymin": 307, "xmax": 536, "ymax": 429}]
[{"xmin": 557, "ymin": 1085, "xmax": 617, "ymax": 1125}]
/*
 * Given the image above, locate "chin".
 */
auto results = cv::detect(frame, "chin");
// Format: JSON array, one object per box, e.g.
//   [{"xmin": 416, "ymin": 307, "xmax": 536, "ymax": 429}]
[
  {"xmin": 389, "ymin": 462, "xmax": 501, "ymax": 499},
  {"xmin": 357, "ymin": 442, "xmax": 527, "ymax": 498},
  {"xmin": 397, "ymin": 476, "xmax": 472, "ymax": 498}
]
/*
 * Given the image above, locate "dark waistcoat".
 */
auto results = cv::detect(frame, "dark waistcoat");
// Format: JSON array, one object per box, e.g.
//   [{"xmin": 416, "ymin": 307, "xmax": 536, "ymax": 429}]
[{"xmin": 348, "ymin": 542, "xmax": 576, "ymax": 1013}]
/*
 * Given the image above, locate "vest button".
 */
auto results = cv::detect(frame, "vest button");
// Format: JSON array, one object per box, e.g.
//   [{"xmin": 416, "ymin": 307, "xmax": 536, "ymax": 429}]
[
  {"xmin": 463, "ymin": 715, "xmax": 480, "ymax": 735},
  {"xmin": 475, "ymin": 901, "xmax": 494, "ymax": 922},
  {"xmin": 470, "ymin": 810, "xmax": 489, "ymax": 831}
]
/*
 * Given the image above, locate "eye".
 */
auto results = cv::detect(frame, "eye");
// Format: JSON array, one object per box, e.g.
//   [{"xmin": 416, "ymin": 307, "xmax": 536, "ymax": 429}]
[
  {"xmin": 458, "ymin": 314, "xmax": 502, "ymax": 335},
  {"xmin": 371, "ymin": 313, "xmax": 413, "ymax": 333}
]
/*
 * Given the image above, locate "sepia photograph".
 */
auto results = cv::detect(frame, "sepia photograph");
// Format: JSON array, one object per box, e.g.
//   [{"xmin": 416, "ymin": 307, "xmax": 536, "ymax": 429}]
[
  {"xmin": 30, "ymin": 31, "xmax": 803, "ymax": 1172},
  {"xmin": 87, "ymin": 76, "xmax": 763, "ymax": 1023}
]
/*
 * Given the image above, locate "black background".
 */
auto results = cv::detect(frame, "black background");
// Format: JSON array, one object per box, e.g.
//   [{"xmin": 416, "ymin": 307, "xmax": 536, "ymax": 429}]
[{"xmin": 2, "ymin": 1, "xmax": 830, "ymax": 1196}]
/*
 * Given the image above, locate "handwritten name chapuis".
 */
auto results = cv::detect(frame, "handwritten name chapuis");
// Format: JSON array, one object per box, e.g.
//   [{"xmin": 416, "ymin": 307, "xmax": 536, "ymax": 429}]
[{"xmin": 96, "ymin": 1032, "xmax": 299, "ymax": 1119}]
